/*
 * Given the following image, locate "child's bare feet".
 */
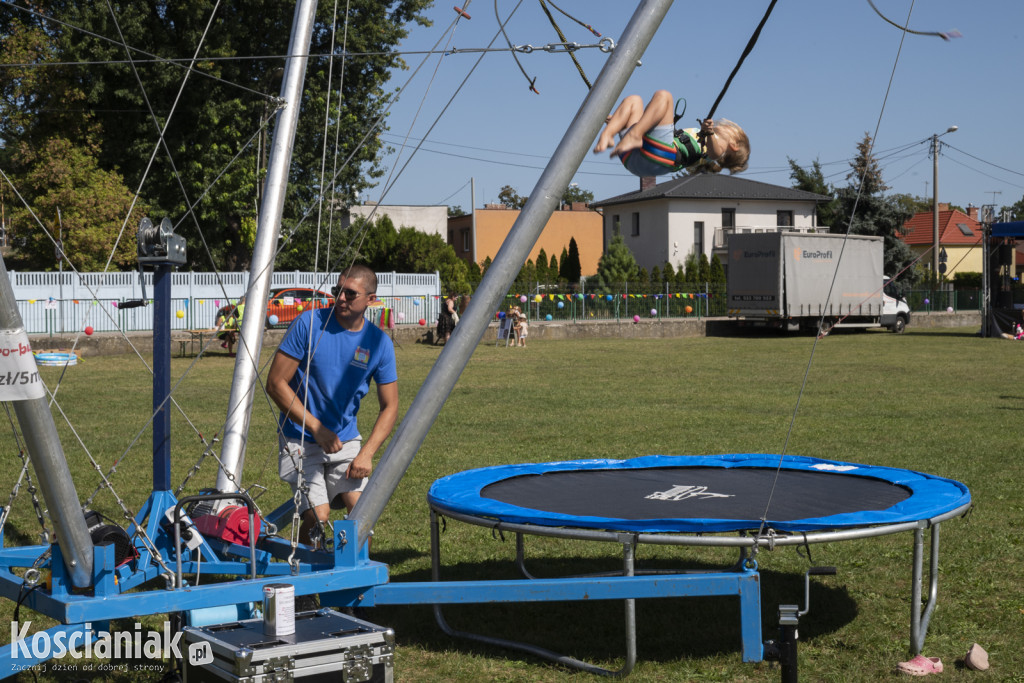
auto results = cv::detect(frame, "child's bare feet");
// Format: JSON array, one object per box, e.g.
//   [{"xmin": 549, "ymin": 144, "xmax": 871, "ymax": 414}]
[
  {"xmin": 611, "ymin": 130, "xmax": 643, "ymax": 157},
  {"xmin": 594, "ymin": 131, "xmax": 617, "ymax": 153}
]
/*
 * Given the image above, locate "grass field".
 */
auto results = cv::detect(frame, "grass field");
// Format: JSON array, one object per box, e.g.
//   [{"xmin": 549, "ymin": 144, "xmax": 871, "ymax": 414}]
[{"xmin": 4, "ymin": 327, "xmax": 1023, "ymax": 681}]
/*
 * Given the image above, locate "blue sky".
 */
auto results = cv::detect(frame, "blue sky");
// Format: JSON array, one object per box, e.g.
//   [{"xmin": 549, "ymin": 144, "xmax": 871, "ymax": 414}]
[{"xmin": 368, "ymin": 0, "xmax": 1024, "ymax": 216}]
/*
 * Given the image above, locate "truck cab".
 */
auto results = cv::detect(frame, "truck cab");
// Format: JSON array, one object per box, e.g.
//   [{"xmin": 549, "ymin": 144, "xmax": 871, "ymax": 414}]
[{"xmin": 881, "ymin": 277, "xmax": 911, "ymax": 333}]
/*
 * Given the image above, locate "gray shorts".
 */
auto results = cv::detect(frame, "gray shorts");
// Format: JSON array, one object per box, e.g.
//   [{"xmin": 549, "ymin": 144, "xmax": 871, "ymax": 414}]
[
  {"xmin": 278, "ymin": 436, "xmax": 366, "ymax": 512},
  {"xmin": 619, "ymin": 123, "xmax": 676, "ymax": 177}
]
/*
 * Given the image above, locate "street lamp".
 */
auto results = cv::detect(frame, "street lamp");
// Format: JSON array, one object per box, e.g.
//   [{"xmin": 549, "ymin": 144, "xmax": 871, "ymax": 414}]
[{"xmin": 932, "ymin": 125, "xmax": 958, "ymax": 281}]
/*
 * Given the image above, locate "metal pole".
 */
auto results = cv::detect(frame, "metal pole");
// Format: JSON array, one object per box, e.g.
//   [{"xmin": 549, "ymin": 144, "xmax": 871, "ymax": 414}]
[
  {"xmin": 217, "ymin": 0, "xmax": 320, "ymax": 491},
  {"xmin": 0, "ymin": 256, "xmax": 94, "ymax": 587},
  {"xmin": 932, "ymin": 134, "xmax": 939, "ymax": 282},
  {"xmin": 349, "ymin": 0, "xmax": 676, "ymax": 548},
  {"xmin": 153, "ymin": 264, "xmax": 172, "ymax": 491}
]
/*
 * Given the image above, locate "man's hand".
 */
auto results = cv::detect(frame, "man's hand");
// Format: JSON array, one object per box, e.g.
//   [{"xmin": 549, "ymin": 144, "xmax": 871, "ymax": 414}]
[
  {"xmin": 313, "ymin": 424, "xmax": 343, "ymax": 454},
  {"xmin": 346, "ymin": 449, "xmax": 373, "ymax": 479},
  {"xmin": 700, "ymin": 118, "xmax": 715, "ymax": 137}
]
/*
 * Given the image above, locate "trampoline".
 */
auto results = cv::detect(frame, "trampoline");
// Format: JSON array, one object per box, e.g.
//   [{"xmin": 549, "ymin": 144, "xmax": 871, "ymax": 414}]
[{"xmin": 425, "ymin": 454, "xmax": 971, "ymax": 675}]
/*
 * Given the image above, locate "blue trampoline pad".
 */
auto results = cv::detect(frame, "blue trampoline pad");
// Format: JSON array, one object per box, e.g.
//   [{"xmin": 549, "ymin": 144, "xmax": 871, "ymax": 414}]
[{"xmin": 427, "ymin": 454, "xmax": 971, "ymax": 533}]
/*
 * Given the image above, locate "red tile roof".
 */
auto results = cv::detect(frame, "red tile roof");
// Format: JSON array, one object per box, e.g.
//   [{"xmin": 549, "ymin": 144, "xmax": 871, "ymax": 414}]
[{"xmin": 901, "ymin": 209, "xmax": 984, "ymax": 246}]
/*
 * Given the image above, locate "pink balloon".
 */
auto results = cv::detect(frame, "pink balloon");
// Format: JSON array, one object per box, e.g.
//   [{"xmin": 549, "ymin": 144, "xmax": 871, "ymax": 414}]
[{"xmin": 632, "ymin": 315, "xmax": 640, "ymax": 323}]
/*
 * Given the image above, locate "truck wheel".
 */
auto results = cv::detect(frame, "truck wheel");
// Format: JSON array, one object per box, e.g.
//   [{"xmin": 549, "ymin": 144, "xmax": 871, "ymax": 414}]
[{"xmin": 892, "ymin": 316, "xmax": 907, "ymax": 334}]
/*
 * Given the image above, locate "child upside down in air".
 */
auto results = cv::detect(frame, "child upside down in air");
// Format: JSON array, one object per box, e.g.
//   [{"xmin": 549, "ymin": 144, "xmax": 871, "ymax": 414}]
[{"xmin": 594, "ymin": 89, "xmax": 749, "ymax": 176}]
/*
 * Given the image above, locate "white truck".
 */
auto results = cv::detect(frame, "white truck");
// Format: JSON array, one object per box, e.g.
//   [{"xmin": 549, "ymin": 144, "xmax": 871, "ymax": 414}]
[{"xmin": 726, "ymin": 232, "xmax": 911, "ymax": 333}]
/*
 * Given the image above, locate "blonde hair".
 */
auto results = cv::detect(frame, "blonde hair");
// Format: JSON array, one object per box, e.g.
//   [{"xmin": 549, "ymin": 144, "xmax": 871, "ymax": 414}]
[{"xmin": 709, "ymin": 119, "xmax": 749, "ymax": 174}]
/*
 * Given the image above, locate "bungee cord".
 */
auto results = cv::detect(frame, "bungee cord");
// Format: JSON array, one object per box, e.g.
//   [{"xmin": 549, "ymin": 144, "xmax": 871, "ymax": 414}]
[{"xmin": 754, "ymin": 0, "xmax": 922, "ymax": 543}]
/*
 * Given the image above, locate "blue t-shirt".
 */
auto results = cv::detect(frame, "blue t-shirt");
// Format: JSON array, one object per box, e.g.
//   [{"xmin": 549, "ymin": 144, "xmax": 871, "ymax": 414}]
[{"xmin": 277, "ymin": 308, "xmax": 397, "ymax": 442}]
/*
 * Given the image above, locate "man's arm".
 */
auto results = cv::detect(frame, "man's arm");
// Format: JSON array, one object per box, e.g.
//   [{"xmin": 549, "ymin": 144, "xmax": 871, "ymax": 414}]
[
  {"xmin": 346, "ymin": 381, "xmax": 398, "ymax": 479},
  {"xmin": 267, "ymin": 350, "xmax": 343, "ymax": 453}
]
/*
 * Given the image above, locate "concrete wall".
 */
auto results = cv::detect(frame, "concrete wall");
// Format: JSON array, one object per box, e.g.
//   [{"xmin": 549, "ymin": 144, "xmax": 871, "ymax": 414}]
[{"xmin": 30, "ymin": 311, "xmax": 981, "ymax": 357}]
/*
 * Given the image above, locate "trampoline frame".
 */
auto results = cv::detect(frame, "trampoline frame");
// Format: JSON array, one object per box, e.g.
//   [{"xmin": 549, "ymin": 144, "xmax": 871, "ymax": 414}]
[{"xmin": 426, "ymin": 493, "xmax": 970, "ymax": 675}]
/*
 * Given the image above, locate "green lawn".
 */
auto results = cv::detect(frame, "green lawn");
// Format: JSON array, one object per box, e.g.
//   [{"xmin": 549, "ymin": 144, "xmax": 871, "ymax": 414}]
[{"xmin": 5, "ymin": 327, "xmax": 1023, "ymax": 681}]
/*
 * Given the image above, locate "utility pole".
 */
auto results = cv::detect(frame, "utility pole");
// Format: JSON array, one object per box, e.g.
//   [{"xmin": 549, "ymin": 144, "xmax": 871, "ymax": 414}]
[{"xmin": 932, "ymin": 126, "xmax": 957, "ymax": 283}]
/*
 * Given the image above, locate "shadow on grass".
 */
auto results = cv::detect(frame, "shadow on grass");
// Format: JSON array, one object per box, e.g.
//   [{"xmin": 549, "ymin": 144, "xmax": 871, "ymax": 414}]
[{"xmin": 366, "ymin": 557, "xmax": 858, "ymax": 666}]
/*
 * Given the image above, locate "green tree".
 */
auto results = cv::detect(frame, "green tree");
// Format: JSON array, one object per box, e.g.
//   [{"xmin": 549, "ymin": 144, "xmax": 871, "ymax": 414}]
[
  {"xmin": 662, "ymin": 262, "xmax": 676, "ymax": 291},
  {"xmin": 788, "ymin": 157, "xmax": 839, "ymax": 230},
  {"xmin": 1, "ymin": 0, "xmax": 431, "ymax": 271},
  {"xmin": 7, "ymin": 138, "xmax": 144, "ymax": 270},
  {"xmin": 891, "ymin": 193, "xmax": 932, "ymax": 218},
  {"xmin": 635, "ymin": 267, "xmax": 649, "ymax": 293},
  {"xmin": 698, "ymin": 254, "xmax": 711, "ymax": 284},
  {"xmin": 709, "ymin": 254, "xmax": 726, "ymax": 284},
  {"xmin": 535, "ymin": 247, "xmax": 549, "ymax": 283},
  {"xmin": 837, "ymin": 187, "xmax": 922, "ymax": 294},
  {"xmin": 561, "ymin": 184, "xmax": 594, "ymax": 205},
  {"xmin": 846, "ymin": 133, "xmax": 889, "ymax": 196},
  {"xmin": 1001, "ymin": 195, "xmax": 1024, "ymax": 221},
  {"xmin": 563, "ymin": 237, "xmax": 582, "ymax": 282},
  {"xmin": 558, "ymin": 247, "xmax": 569, "ymax": 280},
  {"xmin": 650, "ymin": 265, "xmax": 662, "ymax": 293},
  {"xmin": 481, "ymin": 255, "xmax": 492, "ymax": 275},
  {"xmin": 340, "ymin": 215, "xmax": 470, "ymax": 293},
  {"xmin": 498, "ymin": 185, "xmax": 527, "ymax": 209},
  {"xmin": 448, "ymin": 205, "xmax": 466, "ymax": 217},
  {"xmin": 682, "ymin": 251, "xmax": 700, "ymax": 284},
  {"xmin": 591, "ymin": 231, "xmax": 638, "ymax": 292},
  {"xmin": 548, "ymin": 254, "xmax": 559, "ymax": 282}
]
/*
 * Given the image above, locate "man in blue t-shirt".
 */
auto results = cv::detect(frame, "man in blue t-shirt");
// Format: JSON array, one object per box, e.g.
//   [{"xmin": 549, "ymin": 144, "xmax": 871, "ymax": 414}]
[{"xmin": 268, "ymin": 264, "xmax": 398, "ymax": 546}]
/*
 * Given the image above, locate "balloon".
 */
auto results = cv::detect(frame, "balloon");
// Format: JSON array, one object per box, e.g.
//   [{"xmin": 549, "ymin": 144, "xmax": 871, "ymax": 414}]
[
  {"xmin": 946, "ymin": 306, "xmax": 953, "ymax": 313},
  {"xmin": 545, "ymin": 314, "xmax": 552, "ymax": 321},
  {"xmin": 685, "ymin": 305, "xmax": 693, "ymax": 314},
  {"xmin": 557, "ymin": 301, "xmax": 564, "ymax": 309},
  {"xmin": 520, "ymin": 295, "xmax": 528, "ymax": 303},
  {"xmin": 632, "ymin": 315, "xmax": 640, "ymax": 323},
  {"xmin": 176, "ymin": 310, "xmax": 184, "ymax": 319},
  {"xmin": 418, "ymin": 318, "xmax": 426, "ymax": 326},
  {"xmin": 498, "ymin": 311, "xmax": 506, "ymax": 319},
  {"xmin": 84, "ymin": 326, "xmax": 94, "ymax": 336},
  {"xmin": 650, "ymin": 309, "xmax": 657, "ymax": 316},
  {"xmin": 269, "ymin": 315, "xmax": 279, "ymax": 325},
  {"xmin": 397, "ymin": 312, "xmax": 406, "ymax": 321},
  {"xmin": 534, "ymin": 295, "xmax": 542, "ymax": 303},
  {"xmin": 605, "ymin": 294, "xmax": 613, "ymax": 301},
  {"xmin": 414, "ymin": 299, "xmax": 421, "ymax": 306},
  {"xmin": 924, "ymin": 298, "xmax": 930, "ymax": 304}
]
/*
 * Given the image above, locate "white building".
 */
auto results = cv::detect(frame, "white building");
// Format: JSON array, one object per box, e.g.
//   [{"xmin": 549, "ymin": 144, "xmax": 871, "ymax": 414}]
[
  {"xmin": 591, "ymin": 174, "xmax": 832, "ymax": 272},
  {"xmin": 346, "ymin": 203, "xmax": 448, "ymax": 237}
]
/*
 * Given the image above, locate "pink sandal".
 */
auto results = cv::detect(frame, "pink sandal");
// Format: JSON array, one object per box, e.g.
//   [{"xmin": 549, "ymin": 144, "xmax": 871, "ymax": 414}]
[{"xmin": 898, "ymin": 654, "xmax": 943, "ymax": 676}]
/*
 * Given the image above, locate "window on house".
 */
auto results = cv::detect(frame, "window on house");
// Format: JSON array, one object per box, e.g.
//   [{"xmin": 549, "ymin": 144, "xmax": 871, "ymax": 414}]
[
  {"xmin": 777, "ymin": 210, "xmax": 794, "ymax": 228},
  {"xmin": 694, "ymin": 221, "xmax": 704, "ymax": 256},
  {"xmin": 721, "ymin": 208, "xmax": 735, "ymax": 230},
  {"xmin": 613, "ymin": 214, "xmax": 621, "ymax": 233},
  {"xmin": 631, "ymin": 212, "xmax": 640, "ymax": 236},
  {"xmin": 956, "ymin": 223, "xmax": 974, "ymax": 236},
  {"xmin": 461, "ymin": 229, "xmax": 471, "ymax": 252}
]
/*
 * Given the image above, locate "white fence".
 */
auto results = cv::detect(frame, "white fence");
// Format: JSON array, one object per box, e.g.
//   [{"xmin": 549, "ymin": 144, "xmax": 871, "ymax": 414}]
[{"xmin": 9, "ymin": 270, "xmax": 441, "ymax": 335}]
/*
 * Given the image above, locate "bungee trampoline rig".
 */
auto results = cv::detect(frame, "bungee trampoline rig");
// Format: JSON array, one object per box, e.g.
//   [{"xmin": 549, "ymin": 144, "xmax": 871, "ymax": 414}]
[{"xmin": 0, "ymin": 0, "xmax": 972, "ymax": 679}]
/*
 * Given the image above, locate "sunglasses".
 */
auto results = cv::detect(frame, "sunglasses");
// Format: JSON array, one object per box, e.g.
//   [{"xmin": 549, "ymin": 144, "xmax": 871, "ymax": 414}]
[{"xmin": 330, "ymin": 286, "xmax": 367, "ymax": 300}]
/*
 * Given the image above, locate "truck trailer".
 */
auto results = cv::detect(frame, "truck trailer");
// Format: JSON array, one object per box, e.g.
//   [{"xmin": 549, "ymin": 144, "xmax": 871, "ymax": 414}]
[{"xmin": 726, "ymin": 232, "xmax": 910, "ymax": 333}]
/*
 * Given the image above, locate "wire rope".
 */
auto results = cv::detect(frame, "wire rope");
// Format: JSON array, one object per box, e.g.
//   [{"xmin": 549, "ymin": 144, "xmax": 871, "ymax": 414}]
[{"xmin": 754, "ymin": 0, "xmax": 919, "ymax": 540}]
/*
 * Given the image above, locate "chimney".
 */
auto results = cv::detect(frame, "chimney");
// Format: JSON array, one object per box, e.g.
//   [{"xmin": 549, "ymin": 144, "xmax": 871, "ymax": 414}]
[
  {"xmin": 571, "ymin": 202, "xmax": 587, "ymax": 211},
  {"xmin": 967, "ymin": 204, "xmax": 978, "ymax": 220},
  {"xmin": 938, "ymin": 202, "xmax": 950, "ymax": 211},
  {"xmin": 640, "ymin": 176, "xmax": 657, "ymax": 192}
]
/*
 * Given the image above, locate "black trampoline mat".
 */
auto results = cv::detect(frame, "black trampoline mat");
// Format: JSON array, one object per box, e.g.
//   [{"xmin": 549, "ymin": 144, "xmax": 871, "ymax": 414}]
[{"xmin": 481, "ymin": 467, "xmax": 911, "ymax": 522}]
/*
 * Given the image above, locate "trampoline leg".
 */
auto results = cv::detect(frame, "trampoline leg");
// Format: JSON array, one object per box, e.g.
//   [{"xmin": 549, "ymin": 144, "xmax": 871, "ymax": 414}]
[
  {"xmin": 428, "ymin": 511, "xmax": 638, "ymax": 677},
  {"xmin": 910, "ymin": 523, "xmax": 942, "ymax": 654},
  {"xmin": 738, "ymin": 572, "xmax": 763, "ymax": 662}
]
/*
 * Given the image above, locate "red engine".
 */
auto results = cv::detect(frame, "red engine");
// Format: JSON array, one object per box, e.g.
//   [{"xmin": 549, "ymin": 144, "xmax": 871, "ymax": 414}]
[{"xmin": 193, "ymin": 505, "xmax": 261, "ymax": 545}]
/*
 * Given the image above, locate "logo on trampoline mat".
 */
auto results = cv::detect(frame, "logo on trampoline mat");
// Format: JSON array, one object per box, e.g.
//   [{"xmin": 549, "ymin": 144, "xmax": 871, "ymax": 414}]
[{"xmin": 645, "ymin": 484, "xmax": 734, "ymax": 502}]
